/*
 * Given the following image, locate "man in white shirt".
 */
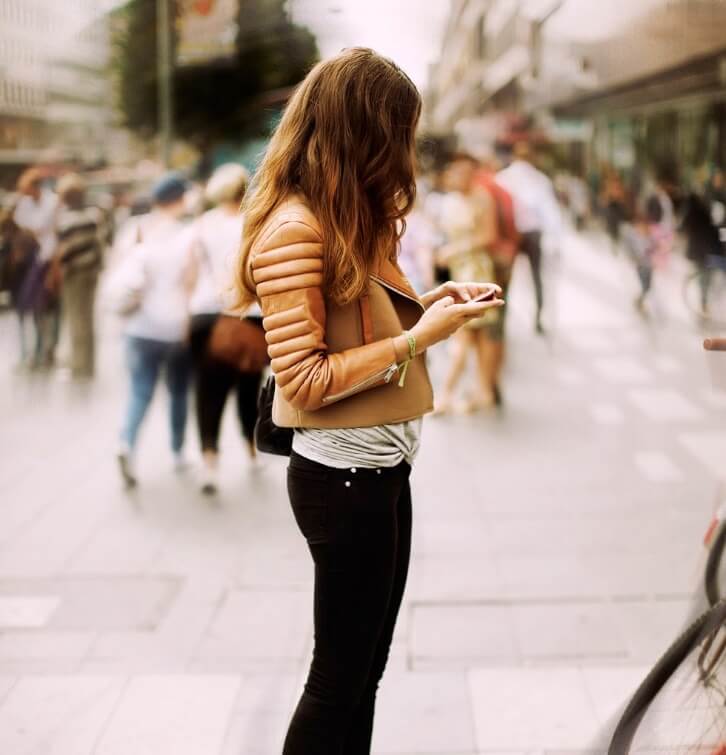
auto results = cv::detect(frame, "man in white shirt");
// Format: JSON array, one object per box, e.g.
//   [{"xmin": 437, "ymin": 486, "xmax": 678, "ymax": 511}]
[
  {"xmin": 14, "ymin": 168, "xmax": 59, "ymax": 262},
  {"xmin": 497, "ymin": 143, "xmax": 561, "ymax": 334}
]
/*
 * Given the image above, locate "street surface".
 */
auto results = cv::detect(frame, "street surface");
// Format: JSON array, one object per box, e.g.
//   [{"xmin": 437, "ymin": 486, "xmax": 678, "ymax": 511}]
[{"xmin": 0, "ymin": 227, "xmax": 724, "ymax": 754}]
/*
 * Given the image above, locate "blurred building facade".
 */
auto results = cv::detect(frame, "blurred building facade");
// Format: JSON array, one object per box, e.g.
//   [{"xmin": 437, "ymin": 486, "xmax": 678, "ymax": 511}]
[
  {"xmin": 548, "ymin": 1, "xmax": 726, "ymax": 182},
  {"xmin": 0, "ymin": 0, "xmax": 125, "ymax": 184},
  {"xmin": 427, "ymin": 0, "xmax": 726, "ymax": 182},
  {"xmin": 425, "ymin": 0, "xmax": 563, "ymax": 150}
]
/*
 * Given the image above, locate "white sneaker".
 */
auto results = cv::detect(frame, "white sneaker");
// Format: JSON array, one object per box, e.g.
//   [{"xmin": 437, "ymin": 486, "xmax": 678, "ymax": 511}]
[{"xmin": 199, "ymin": 466, "xmax": 218, "ymax": 496}]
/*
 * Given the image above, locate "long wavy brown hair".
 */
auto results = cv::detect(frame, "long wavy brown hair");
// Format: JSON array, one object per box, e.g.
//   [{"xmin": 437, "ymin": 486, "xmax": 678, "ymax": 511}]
[{"xmin": 235, "ymin": 47, "xmax": 421, "ymax": 308}]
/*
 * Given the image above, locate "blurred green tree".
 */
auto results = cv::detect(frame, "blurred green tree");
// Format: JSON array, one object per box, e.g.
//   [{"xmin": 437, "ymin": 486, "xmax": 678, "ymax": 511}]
[{"xmin": 111, "ymin": 0, "xmax": 318, "ymax": 146}]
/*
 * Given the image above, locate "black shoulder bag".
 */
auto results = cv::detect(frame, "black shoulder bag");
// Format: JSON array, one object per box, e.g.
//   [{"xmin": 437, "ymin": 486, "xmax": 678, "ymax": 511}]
[{"xmin": 254, "ymin": 376, "xmax": 293, "ymax": 456}]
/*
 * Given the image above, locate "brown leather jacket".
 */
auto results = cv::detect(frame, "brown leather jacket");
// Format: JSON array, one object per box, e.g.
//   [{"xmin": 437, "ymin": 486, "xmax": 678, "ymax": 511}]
[{"xmin": 250, "ymin": 196, "xmax": 433, "ymax": 429}]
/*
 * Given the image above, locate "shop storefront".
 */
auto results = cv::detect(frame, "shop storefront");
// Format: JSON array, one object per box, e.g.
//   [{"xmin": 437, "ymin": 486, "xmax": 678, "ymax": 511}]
[{"xmin": 557, "ymin": 49, "xmax": 726, "ymax": 186}]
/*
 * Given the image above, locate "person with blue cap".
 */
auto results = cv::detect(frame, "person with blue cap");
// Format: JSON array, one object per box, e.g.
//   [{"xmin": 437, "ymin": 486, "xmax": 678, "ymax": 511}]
[{"xmin": 116, "ymin": 171, "xmax": 195, "ymax": 488}]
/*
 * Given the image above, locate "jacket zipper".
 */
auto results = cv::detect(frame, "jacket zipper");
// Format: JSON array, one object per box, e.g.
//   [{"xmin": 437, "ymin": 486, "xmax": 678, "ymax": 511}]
[
  {"xmin": 321, "ymin": 362, "xmax": 399, "ymax": 404},
  {"xmin": 320, "ymin": 276, "xmax": 420, "ymax": 405}
]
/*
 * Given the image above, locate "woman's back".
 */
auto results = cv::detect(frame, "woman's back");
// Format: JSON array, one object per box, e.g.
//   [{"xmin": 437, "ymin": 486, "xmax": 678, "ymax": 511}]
[
  {"xmin": 125, "ymin": 213, "xmax": 194, "ymax": 342},
  {"xmin": 189, "ymin": 206, "xmax": 242, "ymax": 315}
]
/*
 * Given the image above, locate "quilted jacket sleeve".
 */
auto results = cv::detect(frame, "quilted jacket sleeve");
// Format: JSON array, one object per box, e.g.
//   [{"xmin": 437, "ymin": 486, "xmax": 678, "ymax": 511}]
[{"xmin": 251, "ymin": 218, "xmax": 399, "ymax": 412}]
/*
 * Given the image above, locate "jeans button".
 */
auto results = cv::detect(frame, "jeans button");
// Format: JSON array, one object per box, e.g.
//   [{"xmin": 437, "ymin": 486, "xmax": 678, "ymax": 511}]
[
  {"xmin": 344, "ymin": 481, "xmax": 351, "ymax": 488},
  {"xmin": 351, "ymin": 467, "xmax": 357, "ymax": 474},
  {"xmin": 376, "ymin": 469, "xmax": 382, "ymax": 475}
]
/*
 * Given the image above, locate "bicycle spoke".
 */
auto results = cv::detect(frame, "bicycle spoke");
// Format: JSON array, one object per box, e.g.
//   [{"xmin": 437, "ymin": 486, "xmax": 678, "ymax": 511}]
[{"xmin": 630, "ymin": 624, "xmax": 726, "ymax": 753}]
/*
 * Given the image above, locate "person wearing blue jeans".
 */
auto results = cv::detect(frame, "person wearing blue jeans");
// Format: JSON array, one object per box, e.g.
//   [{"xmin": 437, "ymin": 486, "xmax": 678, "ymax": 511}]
[
  {"xmin": 115, "ymin": 172, "xmax": 195, "ymax": 488},
  {"xmin": 119, "ymin": 336, "xmax": 190, "ymax": 483}
]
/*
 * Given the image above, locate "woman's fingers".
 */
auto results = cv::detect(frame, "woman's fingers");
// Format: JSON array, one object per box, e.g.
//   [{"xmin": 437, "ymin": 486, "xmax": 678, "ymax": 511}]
[
  {"xmin": 475, "ymin": 282, "xmax": 502, "ymax": 295},
  {"xmin": 434, "ymin": 295, "xmax": 456, "ymax": 308},
  {"xmin": 456, "ymin": 298, "xmax": 504, "ymax": 313},
  {"xmin": 448, "ymin": 298, "xmax": 505, "ymax": 322},
  {"xmin": 442, "ymin": 281, "xmax": 503, "ymax": 304}
]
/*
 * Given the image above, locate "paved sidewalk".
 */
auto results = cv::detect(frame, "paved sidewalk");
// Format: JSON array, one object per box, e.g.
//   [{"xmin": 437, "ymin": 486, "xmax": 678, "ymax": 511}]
[{"xmin": 0, "ymin": 229, "xmax": 724, "ymax": 754}]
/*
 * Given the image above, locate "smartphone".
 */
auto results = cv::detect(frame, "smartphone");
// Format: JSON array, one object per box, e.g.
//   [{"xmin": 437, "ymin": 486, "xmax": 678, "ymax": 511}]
[{"xmin": 472, "ymin": 287, "xmax": 497, "ymax": 303}]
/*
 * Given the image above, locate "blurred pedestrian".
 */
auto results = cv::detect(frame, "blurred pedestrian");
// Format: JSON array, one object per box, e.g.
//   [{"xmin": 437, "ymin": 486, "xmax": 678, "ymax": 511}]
[
  {"xmin": 13, "ymin": 168, "xmax": 61, "ymax": 367},
  {"xmin": 706, "ymin": 168, "xmax": 726, "ymax": 232},
  {"xmin": 566, "ymin": 172, "xmax": 590, "ymax": 231},
  {"xmin": 0, "ymin": 206, "xmax": 41, "ymax": 368},
  {"xmin": 645, "ymin": 173, "xmax": 676, "ymax": 253},
  {"xmin": 600, "ymin": 169, "xmax": 628, "ymax": 254},
  {"xmin": 681, "ymin": 190, "xmax": 723, "ymax": 314},
  {"xmin": 234, "ymin": 48, "xmax": 502, "ymax": 755},
  {"xmin": 422, "ymin": 166, "xmax": 451, "ymax": 285},
  {"xmin": 476, "ymin": 157, "xmax": 519, "ymax": 405},
  {"xmin": 435, "ymin": 153, "xmax": 498, "ymax": 412},
  {"xmin": 497, "ymin": 142, "xmax": 561, "ymax": 334},
  {"xmin": 115, "ymin": 173, "xmax": 195, "ymax": 488},
  {"xmin": 13, "ymin": 168, "xmax": 58, "ymax": 261},
  {"xmin": 622, "ymin": 197, "xmax": 664, "ymax": 312},
  {"xmin": 54, "ymin": 173, "xmax": 106, "ymax": 379},
  {"xmin": 397, "ymin": 192, "xmax": 436, "ymax": 295},
  {"xmin": 188, "ymin": 163, "xmax": 265, "ymax": 495}
]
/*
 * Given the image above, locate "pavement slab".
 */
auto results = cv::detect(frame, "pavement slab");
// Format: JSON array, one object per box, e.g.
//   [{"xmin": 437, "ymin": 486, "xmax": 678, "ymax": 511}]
[
  {"xmin": 95, "ymin": 675, "xmax": 240, "ymax": 755},
  {"xmin": 372, "ymin": 670, "xmax": 477, "ymax": 753},
  {"xmin": 0, "ymin": 676, "xmax": 125, "ymax": 755},
  {"xmin": 410, "ymin": 604, "xmax": 519, "ymax": 669}
]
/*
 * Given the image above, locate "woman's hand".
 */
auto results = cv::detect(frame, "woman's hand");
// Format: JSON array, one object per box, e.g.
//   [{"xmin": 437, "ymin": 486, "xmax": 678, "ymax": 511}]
[
  {"xmin": 406, "ymin": 293, "xmax": 504, "ymax": 353},
  {"xmin": 421, "ymin": 280, "xmax": 502, "ymax": 308}
]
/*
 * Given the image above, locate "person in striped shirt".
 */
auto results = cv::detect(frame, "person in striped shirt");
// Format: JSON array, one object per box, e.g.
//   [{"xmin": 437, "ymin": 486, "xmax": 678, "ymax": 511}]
[{"xmin": 55, "ymin": 173, "xmax": 109, "ymax": 379}]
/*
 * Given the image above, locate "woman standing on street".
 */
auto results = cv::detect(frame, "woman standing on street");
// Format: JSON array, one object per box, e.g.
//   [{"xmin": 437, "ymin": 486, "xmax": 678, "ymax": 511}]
[
  {"xmin": 235, "ymin": 48, "xmax": 503, "ymax": 755},
  {"xmin": 188, "ymin": 163, "xmax": 264, "ymax": 495}
]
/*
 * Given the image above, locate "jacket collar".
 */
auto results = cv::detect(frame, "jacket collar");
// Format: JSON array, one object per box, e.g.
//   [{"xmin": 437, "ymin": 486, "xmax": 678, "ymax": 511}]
[{"xmin": 371, "ymin": 255, "xmax": 422, "ymax": 305}]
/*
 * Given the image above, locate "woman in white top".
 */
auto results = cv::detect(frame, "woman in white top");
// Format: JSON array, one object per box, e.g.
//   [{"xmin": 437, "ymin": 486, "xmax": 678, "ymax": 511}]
[
  {"xmin": 117, "ymin": 173, "xmax": 195, "ymax": 488},
  {"xmin": 188, "ymin": 164, "xmax": 263, "ymax": 494}
]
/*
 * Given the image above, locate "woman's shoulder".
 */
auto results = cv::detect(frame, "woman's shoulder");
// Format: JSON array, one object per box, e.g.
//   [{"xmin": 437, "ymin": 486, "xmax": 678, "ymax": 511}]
[{"xmin": 254, "ymin": 195, "xmax": 323, "ymax": 255}]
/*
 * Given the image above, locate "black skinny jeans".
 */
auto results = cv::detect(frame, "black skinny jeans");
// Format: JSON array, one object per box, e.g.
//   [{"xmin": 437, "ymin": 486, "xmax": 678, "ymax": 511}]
[
  {"xmin": 189, "ymin": 314, "xmax": 263, "ymax": 451},
  {"xmin": 283, "ymin": 451, "xmax": 413, "ymax": 755}
]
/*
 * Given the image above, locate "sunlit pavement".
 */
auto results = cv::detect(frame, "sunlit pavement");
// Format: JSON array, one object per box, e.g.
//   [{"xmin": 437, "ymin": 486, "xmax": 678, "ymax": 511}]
[{"xmin": 0, "ymin": 227, "xmax": 724, "ymax": 754}]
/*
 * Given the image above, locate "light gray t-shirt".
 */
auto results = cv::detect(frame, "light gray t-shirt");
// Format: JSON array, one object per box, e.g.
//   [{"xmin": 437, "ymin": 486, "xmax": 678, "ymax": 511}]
[{"xmin": 292, "ymin": 419, "xmax": 422, "ymax": 469}]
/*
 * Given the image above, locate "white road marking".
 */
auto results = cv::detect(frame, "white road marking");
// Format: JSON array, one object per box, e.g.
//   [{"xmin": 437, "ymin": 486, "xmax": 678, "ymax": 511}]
[
  {"xmin": 634, "ymin": 451, "xmax": 684, "ymax": 482},
  {"xmin": 0, "ymin": 596, "xmax": 60, "ymax": 629},
  {"xmin": 627, "ymin": 388, "xmax": 704, "ymax": 422}
]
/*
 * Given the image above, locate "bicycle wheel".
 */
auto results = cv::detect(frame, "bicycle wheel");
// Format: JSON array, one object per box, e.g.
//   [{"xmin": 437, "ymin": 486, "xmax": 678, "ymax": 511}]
[
  {"xmin": 683, "ymin": 267, "xmax": 726, "ymax": 327},
  {"xmin": 609, "ymin": 600, "xmax": 726, "ymax": 754},
  {"xmin": 706, "ymin": 523, "xmax": 726, "ymax": 607}
]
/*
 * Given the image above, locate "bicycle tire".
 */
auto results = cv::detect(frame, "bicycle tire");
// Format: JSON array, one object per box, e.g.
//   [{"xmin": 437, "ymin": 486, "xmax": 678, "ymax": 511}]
[
  {"xmin": 706, "ymin": 522, "xmax": 726, "ymax": 607},
  {"xmin": 608, "ymin": 600, "xmax": 726, "ymax": 754}
]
